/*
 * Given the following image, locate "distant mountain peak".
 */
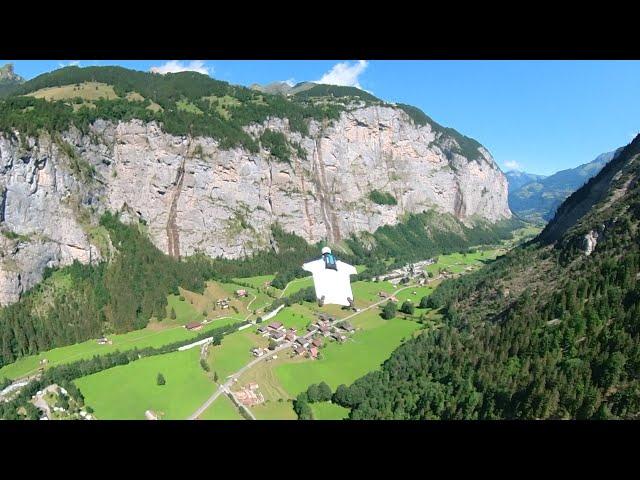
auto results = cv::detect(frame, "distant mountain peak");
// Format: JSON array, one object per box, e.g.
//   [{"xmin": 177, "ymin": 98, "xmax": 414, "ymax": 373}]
[{"xmin": 0, "ymin": 63, "xmax": 24, "ymax": 83}]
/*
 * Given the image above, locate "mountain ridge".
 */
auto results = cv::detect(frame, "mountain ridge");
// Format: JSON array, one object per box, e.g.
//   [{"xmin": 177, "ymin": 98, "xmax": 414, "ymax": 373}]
[{"xmin": 0, "ymin": 65, "xmax": 512, "ymax": 307}]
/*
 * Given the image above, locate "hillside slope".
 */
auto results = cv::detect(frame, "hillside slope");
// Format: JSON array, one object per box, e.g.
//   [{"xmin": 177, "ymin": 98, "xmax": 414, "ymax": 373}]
[
  {"xmin": 509, "ymin": 149, "xmax": 621, "ymax": 222},
  {"xmin": 334, "ymin": 135, "xmax": 640, "ymax": 420},
  {"xmin": 0, "ymin": 66, "xmax": 511, "ymax": 306}
]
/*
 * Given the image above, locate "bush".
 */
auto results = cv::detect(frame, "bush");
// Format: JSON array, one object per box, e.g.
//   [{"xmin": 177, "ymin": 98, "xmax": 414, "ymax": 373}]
[
  {"xmin": 368, "ymin": 189, "xmax": 397, "ymax": 205},
  {"xmin": 157, "ymin": 373, "xmax": 166, "ymax": 386}
]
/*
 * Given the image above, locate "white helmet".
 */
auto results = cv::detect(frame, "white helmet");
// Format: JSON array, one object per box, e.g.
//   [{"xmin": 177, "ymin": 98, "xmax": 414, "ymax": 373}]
[{"xmin": 321, "ymin": 246, "xmax": 332, "ymax": 255}]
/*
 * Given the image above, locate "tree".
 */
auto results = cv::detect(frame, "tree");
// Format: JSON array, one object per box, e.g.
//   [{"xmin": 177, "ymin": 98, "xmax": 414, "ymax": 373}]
[
  {"xmin": 157, "ymin": 373, "xmax": 166, "ymax": 386},
  {"xmin": 307, "ymin": 384, "xmax": 320, "ymax": 402},
  {"xmin": 213, "ymin": 371, "xmax": 219, "ymax": 382},
  {"xmin": 170, "ymin": 307, "xmax": 176, "ymax": 320},
  {"xmin": 419, "ymin": 296, "xmax": 430, "ymax": 309},
  {"xmin": 400, "ymin": 300, "xmax": 415, "ymax": 315},
  {"xmin": 268, "ymin": 339, "xmax": 278, "ymax": 350},
  {"xmin": 317, "ymin": 381, "xmax": 332, "ymax": 402},
  {"xmin": 297, "ymin": 401, "xmax": 313, "ymax": 420},
  {"xmin": 381, "ymin": 301, "xmax": 397, "ymax": 320}
]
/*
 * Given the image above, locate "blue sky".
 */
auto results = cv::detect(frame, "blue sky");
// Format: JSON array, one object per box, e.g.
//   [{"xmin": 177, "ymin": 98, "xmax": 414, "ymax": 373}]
[{"xmin": 3, "ymin": 59, "xmax": 640, "ymax": 176}]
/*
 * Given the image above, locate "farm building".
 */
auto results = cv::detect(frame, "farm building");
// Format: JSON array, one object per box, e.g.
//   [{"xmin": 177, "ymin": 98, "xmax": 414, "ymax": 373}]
[
  {"xmin": 145, "ymin": 410, "xmax": 159, "ymax": 420},
  {"xmin": 339, "ymin": 321, "xmax": 355, "ymax": 332},
  {"xmin": 185, "ymin": 322, "xmax": 203, "ymax": 331},
  {"xmin": 331, "ymin": 332, "xmax": 347, "ymax": 342}
]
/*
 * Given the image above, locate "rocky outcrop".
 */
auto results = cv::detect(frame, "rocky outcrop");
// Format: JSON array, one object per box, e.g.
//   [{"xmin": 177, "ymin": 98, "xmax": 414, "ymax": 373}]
[
  {"xmin": 581, "ymin": 230, "xmax": 599, "ymax": 256},
  {"xmin": 0, "ymin": 105, "xmax": 511, "ymax": 305}
]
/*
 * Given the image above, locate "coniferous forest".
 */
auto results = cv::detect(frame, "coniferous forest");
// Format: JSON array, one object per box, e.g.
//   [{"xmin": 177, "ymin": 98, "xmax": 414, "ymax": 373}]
[{"xmin": 331, "ymin": 137, "xmax": 640, "ymax": 419}]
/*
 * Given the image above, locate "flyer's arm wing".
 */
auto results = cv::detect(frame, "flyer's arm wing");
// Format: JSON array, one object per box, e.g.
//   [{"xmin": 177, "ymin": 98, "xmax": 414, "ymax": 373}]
[
  {"xmin": 302, "ymin": 259, "xmax": 323, "ymax": 273},
  {"xmin": 337, "ymin": 261, "xmax": 358, "ymax": 276}
]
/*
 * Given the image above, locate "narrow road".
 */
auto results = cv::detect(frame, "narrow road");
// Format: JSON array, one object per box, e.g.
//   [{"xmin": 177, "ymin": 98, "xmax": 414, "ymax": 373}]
[{"xmin": 188, "ymin": 284, "xmax": 415, "ymax": 420}]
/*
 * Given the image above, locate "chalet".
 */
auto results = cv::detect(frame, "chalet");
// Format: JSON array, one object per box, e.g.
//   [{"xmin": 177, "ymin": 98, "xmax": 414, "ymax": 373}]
[
  {"xmin": 285, "ymin": 332, "xmax": 296, "ymax": 342},
  {"xmin": 268, "ymin": 321, "xmax": 285, "ymax": 332},
  {"xmin": 185, "ymin": 322, "xmax": 203, "ymax": 331},
  {"xmin": 257, "ymin": 326, "xmax": 268, "ymax": 336},
  {"xmin": 312, "ymin": 338, "xmax": 323, "ymax": 348},
  {"xmin": 97, "ymin": 337, "xmax": 108, "ymax": 345},
  {"xmin": 294, "ymin": 346, "xmax": 306, "ymax": 356},
  {"xmin": 319, "ymin": 325, "xmax": 331, "ymax": 336},
  {"xmin": 309, "ymin": 347, "xmax": 319, "ymax": 359},
  {"xmin": 252, "ymin": 348, "xmax": 265, "ymax": 357},
  {"xmin": 271, "ymin": 331, "xmax": 286, "ymax": 342},
  {"xmin": 296, "ymin": 337, "xmax": 310, "ymax": 348},
  {"xmin": 235, "ymin": 289, "xmax": 248, "ymax": 297}
]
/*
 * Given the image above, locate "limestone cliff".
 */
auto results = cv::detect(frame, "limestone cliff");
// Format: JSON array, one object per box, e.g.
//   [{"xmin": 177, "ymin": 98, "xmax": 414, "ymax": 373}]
[{"xmin": 0, "ymin": 105, "xmax": 511, "ymax": 305}]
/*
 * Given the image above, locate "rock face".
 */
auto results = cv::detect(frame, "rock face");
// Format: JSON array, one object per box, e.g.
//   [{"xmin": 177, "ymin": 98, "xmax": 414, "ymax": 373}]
[{"xmin": 0, "ymin": 105, "xmax": 511, "ymax": 305}]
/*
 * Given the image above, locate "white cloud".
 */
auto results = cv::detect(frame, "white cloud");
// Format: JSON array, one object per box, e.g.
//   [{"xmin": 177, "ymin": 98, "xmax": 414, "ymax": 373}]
[
  {"xmin": 150, "ymin": 60, "xmax": 211, "ymax": 75},
  {"xmin": 59, "ymin": 60, "xmax": 81, "ymax": 68},
  {"xmin": 317, "ymin": 60, "xmax": 369, "ymax": 88},
  {"xmin": 504, "ymin": 160, "xmax": 522, "ymax": 171}
]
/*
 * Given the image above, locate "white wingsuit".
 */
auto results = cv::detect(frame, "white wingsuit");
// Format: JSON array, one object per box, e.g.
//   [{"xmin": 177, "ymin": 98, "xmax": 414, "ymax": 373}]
[{"xmin": 302, "ymin": 247, "xmax": 357, "ymax": 307}]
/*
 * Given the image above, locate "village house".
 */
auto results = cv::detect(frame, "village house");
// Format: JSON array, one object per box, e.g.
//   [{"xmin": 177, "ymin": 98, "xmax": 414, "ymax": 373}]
[
  {"xmin": 185, "ymin": 322, "xmax": 203, "ymax": 331},
  {"xmin": 257, "ymin": 326, "xmax": 268, "ymax": 336},
  {"xmin": 268, "ymin": 321, "xmax": 285, "ymax": 332},
  {"xmin": 294, "ymin": 345, "xmax": 306, "ymax": 356},
  {"xmin": 309, "ymin": 347, "xmax": 319, "ymax": 359},
  {"xmin": 307, "ymin": 324, "xmax": 318, "ymax": 333},
  {"xmin": 285, "ymin": 331, "xmax": 297, "ymax": 342},
  {"xmin": 271, "ymin": 331, "xmax": 286, "ymax": 342},
  {"xmin": 319, "ymin": 325, "xmax": 331, "ymax": 336},
  {"xmin": 252, "ymin": 347, "xmax": 266, "ymax": 357},
  {"xmin": 296, "ymin": 337, "xmax": 310, "ymax": 348},
  {"xmin": 378, "ymin": 291, "xmax": 389, "ymax": 298},
  {"xmin": 312, "ymin": 338, "xmax": 323, "ymax": 348},
  {"xmin": 97, "ymin": 337, "xmax": 111, "ymax": 345},
  {"xmin": 235, "ymin": 289, "xmax": 248, "ymax": 297}
]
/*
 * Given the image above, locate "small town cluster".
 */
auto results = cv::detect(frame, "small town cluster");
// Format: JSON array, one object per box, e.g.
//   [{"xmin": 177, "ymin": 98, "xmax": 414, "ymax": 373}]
[{"xmin": 253, "ymin": 312, "xmax": 356, "ymax": 360}]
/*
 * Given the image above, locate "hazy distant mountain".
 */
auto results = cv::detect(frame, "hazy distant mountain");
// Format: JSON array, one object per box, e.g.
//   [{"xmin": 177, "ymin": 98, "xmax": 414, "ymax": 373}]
[
  {"xmin": 505, "ymin": 170, "xmax": 547, "ymax": 192},
  {"xmin": 508, "ymin": 148, "xmax": 623, "ymax": 223}
]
